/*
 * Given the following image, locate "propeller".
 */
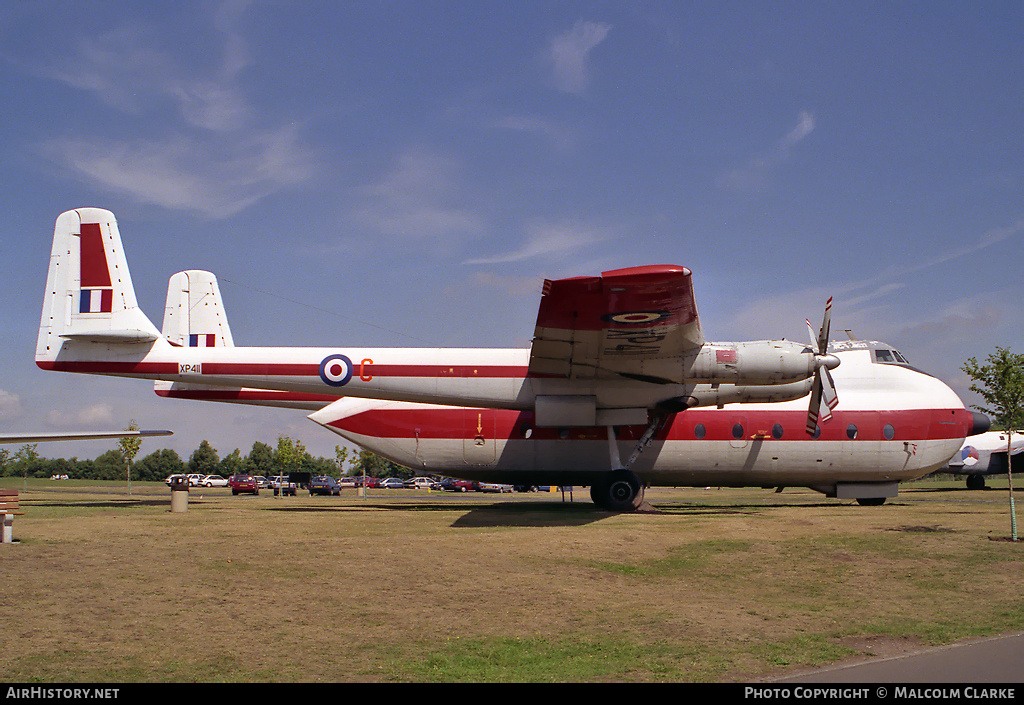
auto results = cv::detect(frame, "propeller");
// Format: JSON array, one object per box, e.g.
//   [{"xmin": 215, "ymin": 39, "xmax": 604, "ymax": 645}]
[{"xmin": 805, "ymin": 297, "xmax": 840, "ymax": 435}]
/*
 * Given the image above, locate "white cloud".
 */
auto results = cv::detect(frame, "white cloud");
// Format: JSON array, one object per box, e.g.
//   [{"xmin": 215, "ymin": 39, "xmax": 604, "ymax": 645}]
[
  {"xmin": 45, "ymin": 127, "xmax": 313, "ymax": 218},
  {"xmin": 354, "ymin": 147, "xmax": 484, "ymax": 239},
  {"xmin": 548, "ymin": 20, "xmax": 612, "ymax": 95},
  {"xmin": 490, "ymin": 115, "xmax": 579, "ymax": 151},
  {"xmin": 0, "ymin": 390, "xmax": 22, "ymax": 422},
  {"xmin": 39, "ymin": 7, "xmax": 315, "ymax": 218},
  {"xmin": 46, "ymin": 404, "xmax": 116, "ymax": 428},
  {"xmin": 717, "ymin": 110, "xmax": 816, "ymax": 193},
  {"xmin": 464, "ymin": 219, "xmax": 607, "ymax": 265}
]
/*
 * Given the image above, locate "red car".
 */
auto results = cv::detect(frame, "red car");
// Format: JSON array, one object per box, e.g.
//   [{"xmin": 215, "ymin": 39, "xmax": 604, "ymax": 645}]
[
  {"xmin": 440, "ymin": 478, "xmax": 477, "ymax": 492},
  {"xmin": 228, "ymin": 474, "xmax": 259, "ymax": 495}
]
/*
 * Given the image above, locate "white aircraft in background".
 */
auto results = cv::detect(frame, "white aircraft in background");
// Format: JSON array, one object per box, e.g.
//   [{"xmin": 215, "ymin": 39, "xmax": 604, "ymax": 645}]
[
  {"xmin": 35, "ymin": 208, "xmax": 987, "ymax": 510},
  {"xmin": 943, "ymin": 431, "xmax": 1023, "ymax": 490},
  {"xmin": 0, "ymin": 430, "xmax": 171, "ymax": 444}
]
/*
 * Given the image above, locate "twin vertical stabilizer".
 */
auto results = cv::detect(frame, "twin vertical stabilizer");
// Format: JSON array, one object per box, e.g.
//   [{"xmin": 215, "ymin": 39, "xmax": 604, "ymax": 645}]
[
  {"xmin": 36, "ymin": 208, "xmax": 162, "ymax": 364},
  {"xmin": 161, "ymin": 270, "xmax": 234, "ymax": 348}
]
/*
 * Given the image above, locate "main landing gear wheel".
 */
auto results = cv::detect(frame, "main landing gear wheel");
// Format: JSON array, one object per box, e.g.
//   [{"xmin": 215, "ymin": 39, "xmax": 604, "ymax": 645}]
[{"xmin": 591, "ymin": 470, "xmax": 645, "ymax": 512}]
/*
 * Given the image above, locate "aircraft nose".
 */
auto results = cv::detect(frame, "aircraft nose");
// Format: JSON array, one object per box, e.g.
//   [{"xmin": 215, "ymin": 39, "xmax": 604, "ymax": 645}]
[{"xmin": 969, "ymin": 412, "xmax": 991, "ymax": 436}]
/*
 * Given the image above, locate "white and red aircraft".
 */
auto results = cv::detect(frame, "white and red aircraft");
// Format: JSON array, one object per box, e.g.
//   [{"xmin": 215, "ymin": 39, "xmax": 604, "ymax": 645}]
[
  {"xmin": 944, "ymin": 431, "xmax": 1023, "ymax": 490},
  {"xmin": 36, "ymin": 208, "xmax": 987, "ymax": 510}
]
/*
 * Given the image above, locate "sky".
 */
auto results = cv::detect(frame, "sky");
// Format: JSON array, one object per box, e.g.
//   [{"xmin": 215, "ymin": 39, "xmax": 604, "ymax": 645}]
[{"xmin": 1, "ymin": 1, "xmax": 1022, "ymax": 463}]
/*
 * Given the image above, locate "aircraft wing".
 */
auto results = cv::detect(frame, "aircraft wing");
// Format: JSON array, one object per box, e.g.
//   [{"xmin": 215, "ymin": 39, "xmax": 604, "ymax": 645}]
[
  {"xmin": 528, "ymin": 265, "xmax": 703, "ymax": 382},
  {"xmin": 0, "ymin": 430, "xmax": 172, "ymax": 444}
]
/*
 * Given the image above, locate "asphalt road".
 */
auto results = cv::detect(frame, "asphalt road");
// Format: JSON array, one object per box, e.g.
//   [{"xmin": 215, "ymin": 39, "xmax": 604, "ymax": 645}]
[{"xmin": 771, "ymin": 632, "xmax": 1024, "ymax": 683}]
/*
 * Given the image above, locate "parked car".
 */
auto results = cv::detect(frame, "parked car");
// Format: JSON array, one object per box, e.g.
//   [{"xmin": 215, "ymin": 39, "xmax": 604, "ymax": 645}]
[
  {"xmin": 254, "ymin": 475, "xmax": 272, "ymax": 489},
  {"xmin": 228, "ymin": 474, "xmax": 259, "ymax": 495},
  {"xmin": 199, "ymin": 475, "xmax": 228, "ymax": 487},
  {"xmin": 186, "ymin": 474, "xmax": 205, "ymax": 487},
  {"xmin": 405, "ymin": 476, "xmax": 440, "ymax": 490},
  {"xmin": 478, "ymin": 482, "xmax": 513, "ymax": 493},
  {"xmin": 338, "ymin": 476, "xmax": 358, "ymax": 488},
  {"xmin": 440, "ymin": 478, "xmax": 477, "ymax": 492},
  {"xmin": 308, "ymin": 476, "xmax": 341, "ymax": 496},
  {"xmin": 380, "ymin": 477, "xmax": 406, "ymax": 489},
  {"xmin": 269, "ymin": 475, "xmax": 297, "ymax": 496}
]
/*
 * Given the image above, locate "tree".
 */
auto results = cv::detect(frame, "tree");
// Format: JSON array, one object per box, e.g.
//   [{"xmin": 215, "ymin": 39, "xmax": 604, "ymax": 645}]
[
  {"xmin": 93, "ymin": 449, "xmax": 126, "ymax": 481},
  {"xmin": 352, "ymin": 449, "xmax": 407, "ymax": 479},
  {"xmin": 963, "ymin": 347, "xmax": 1024, "ymax": 541},
  {"xmin": 135, "ymin": 448, "xmax": 185, "ymax": 482},
  {"xmin": 220, "ymin": 448, "xmax": 244, "ymax": 476},
  {"xmin": 189, "ymin": 440, "xmax": 220, "ymax": 476},
  {"xmin": 335, "ymin": 445, "xmax": 351, "ymax": 476},
  {"xmin": 118, "ymin": 419, "xmax": 143, "ymax": 496},
  {"xmin": 273, "ymin": 436, "xmax": 307, "ymax": 475},
  {"xmin": 13, "ymin": 444, "xmax": 40, "ymax": 484},
  {"xmin": 246, "ymin": 441, "xmax": 275, "ymax": 476}
]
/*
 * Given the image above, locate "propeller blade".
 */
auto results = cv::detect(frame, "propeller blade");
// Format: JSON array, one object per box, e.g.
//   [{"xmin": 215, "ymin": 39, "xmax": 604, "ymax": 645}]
[
  {"xmin": 822, "ymin": 367, "xmax": 839, "ymax": 411},
  {"xmin": 806, "ymin": 369, "xmax": 823, "ymax": 435},
  {"xmin": 806, "ymin": 297, "xmax": 838, "ymax": 435},
  {"xmin": 817, "ymin": 296, "xmax": 833, "ymax": 354}
]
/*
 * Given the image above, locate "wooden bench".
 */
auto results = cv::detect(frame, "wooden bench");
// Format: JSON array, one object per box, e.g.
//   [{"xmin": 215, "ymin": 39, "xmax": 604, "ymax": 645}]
[{"xmin": 0, "ymin": 489, "xmax": 23, "ymax": 543}]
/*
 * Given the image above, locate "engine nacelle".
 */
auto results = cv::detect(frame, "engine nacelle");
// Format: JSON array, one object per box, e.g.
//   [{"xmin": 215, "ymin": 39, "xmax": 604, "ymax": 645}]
[
  {"xmin": 684, "ymin": 340, "xmax": 821, "ymax": 385},
  {"xmin": 673, "ymin": 379, "xmax": 815, "ymax": 409}
]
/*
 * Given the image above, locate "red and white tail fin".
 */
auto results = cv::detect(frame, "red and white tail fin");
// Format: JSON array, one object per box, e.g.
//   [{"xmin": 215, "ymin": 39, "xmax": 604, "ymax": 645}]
[
  {"xmin": 161, "ymin": 270, "xmax": 235, "ymax": 348},
  {"xmin": 36, "ymin": 208, "xmax": 162, "ymax": 364}
]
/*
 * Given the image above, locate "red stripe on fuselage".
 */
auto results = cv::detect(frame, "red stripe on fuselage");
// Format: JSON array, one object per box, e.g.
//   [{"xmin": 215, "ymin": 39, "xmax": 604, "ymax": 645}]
[
  {"xmin": 327, "ymin": 406, "xmax": 974, "ymax": 443},
  {"xmin": 38, "ymin": 357, "xmax": 532, "ymax": 380}
]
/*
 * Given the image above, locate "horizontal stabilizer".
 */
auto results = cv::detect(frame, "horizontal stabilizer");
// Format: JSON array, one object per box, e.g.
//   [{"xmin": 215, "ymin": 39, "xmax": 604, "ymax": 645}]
[{"xmin": 62, "ymin": 330, "xmax": 160, "ymax": 343}]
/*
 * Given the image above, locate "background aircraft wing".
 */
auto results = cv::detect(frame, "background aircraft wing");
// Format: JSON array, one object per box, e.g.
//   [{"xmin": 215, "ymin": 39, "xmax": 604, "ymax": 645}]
[
  {"xmin": 0, "ymin": 430, "xmax": 172, "ymax": 444},
  {"xmin": 528, "ymin": 265, "xmax": 703, "ymax": 381}
]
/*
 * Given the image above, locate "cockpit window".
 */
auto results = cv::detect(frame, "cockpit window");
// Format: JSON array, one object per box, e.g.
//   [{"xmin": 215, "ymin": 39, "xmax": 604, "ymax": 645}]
[{"xmin": 873, "ymin": 348, "xmax": 910, "ymax": 364}]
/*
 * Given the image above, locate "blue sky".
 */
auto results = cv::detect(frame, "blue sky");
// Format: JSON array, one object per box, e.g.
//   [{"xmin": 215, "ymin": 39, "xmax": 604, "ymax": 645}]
[{"xmin": 1, "ymin": 1, "xmax": 1022, "ymax": 462}]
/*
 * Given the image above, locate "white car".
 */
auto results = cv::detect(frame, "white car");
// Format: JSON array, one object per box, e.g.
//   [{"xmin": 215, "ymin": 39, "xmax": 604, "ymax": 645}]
[
  {"xmin": 186, "ymin": 474, "xmax": 205, "ymax": 487},
  {"xmin": 269, "ymin": 476, "xmax": 297, "ymax": 496},
  {"xmin": 478, "ymin": 483, "xmax": 513, "ymax": 493},
  {"xmin": 405, "ymin": 477, "xmax": 440, "ymax": 489},
  {"xmin": 199, "ymin": 475, "xmax": 228, "ymax": 487}
]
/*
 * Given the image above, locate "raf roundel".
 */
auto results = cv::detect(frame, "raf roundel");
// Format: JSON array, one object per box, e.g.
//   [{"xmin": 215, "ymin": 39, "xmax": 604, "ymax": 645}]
[
  {"xmin": 319, "ymin": 354, "xmax": 353, "ymax": 387},
  {"xmin": 601, "ymin": 310, "xmax": 671, "ymax": 326}
]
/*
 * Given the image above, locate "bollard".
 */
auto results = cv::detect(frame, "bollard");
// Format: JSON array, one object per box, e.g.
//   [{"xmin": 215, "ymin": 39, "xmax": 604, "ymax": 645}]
[{"xmin": 170, "ymin": 476, "xmax": 189, "ymax": 513}]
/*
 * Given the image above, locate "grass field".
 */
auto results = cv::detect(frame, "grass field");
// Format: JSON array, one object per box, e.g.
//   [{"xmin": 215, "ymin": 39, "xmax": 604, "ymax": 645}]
[{"xmin": 2, "ymin": 477, "xmax": 1022, "ymax": 682}]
